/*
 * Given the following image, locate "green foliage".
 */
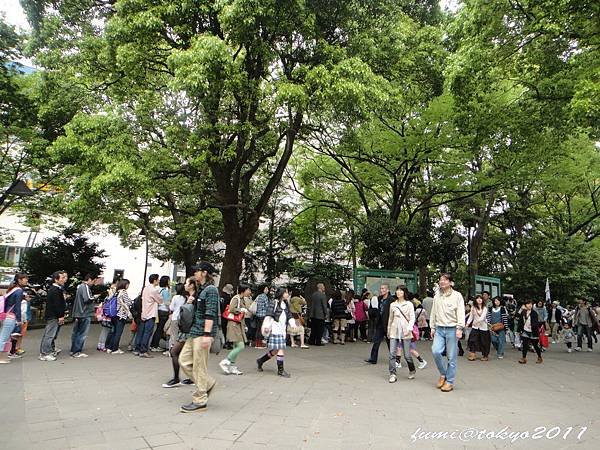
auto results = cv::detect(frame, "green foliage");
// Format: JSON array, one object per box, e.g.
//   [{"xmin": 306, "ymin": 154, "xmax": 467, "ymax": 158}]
[
  {"xmin": 288, "ymin": 259, "xmax": 352, "ymax": 292},
  {"xmin": 20, "ymin": 227, "xmax": 106, "ymax": 282}
]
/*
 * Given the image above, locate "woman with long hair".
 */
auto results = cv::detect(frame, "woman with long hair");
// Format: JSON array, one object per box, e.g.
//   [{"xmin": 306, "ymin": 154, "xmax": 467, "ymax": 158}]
[
  {"xmin": 354, "ymin": 291, "xmax": 369, "ymax": 342},
  {"xmin": 344, "ymin": 290, "xmax": 356, "ymax": 343},
  {"xmin": 517, "ymin": 299, "xmax": 543, "ymax": 364},
  {"xmin": 487, "ymin": 297, "xmax": 509, "ymax": 359},
  {"xmin": 387, "ymin": 286, "xmax": 416, "ymax": 382},
  {"xmin": 256, "ymin": 287, "xmax": 295, "ymax": 377},
  {"xmin": 467, "ymin": 295, "xmax": 491, "ymax": 361},
  {"xmin": 162, "ymin": 277, "xmax": 196, "ymax": 388},
  {"xmin": 107, "ymin": 279, "xmax": 133, "ymax": 354}
]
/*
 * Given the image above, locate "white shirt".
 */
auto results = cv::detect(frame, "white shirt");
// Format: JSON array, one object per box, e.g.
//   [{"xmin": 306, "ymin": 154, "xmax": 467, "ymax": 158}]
[
  {"xmin": 169, "ymin": 294, "xmax": 186, "ymax": 321},
  {"xmin": 271, "ymin": 301, "xmax": 289, "ymax": 336}
]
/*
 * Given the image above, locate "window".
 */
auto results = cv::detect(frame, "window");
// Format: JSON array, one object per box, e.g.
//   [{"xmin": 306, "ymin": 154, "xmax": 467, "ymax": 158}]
[{"xmin": 0, "ymin": 245, "xmax": 26, "ymax": 267}]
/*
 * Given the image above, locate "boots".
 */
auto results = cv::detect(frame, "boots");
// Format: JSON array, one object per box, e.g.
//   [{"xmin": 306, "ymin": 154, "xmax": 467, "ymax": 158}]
[
  {"xmin": 340, "ymin": 331, "xmax": 345, "ymax": 345},
  {"xmin": 332, "ymin": 331, "xmax": 339, "ymax": 344},
  {"xmin": 256, "ymin": 354, "xmax": 271, "ymax": 372},
  {"xmin": 467, "ymin": 352, "xmax": 476, "ymax": 361},
  {"xmin": 277, "ymin": 359, "xmax": 291, "ymax": 378},
  {"xmin": 536, "ymin": 356, "xmax": 543, "ymax": 364},
  {"xmin": 518, "ymin": 357, "xmax": 527, "ymax": 364}
]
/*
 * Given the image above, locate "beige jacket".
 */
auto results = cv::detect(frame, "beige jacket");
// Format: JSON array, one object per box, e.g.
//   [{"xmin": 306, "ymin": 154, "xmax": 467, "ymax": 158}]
[
  {"xmin": 387, "ymin": 301, "xmax": 415, "ymax": 339},
  {"xmin": 430, "ymin": 289, "xmax": 465, "ymax": 330}
]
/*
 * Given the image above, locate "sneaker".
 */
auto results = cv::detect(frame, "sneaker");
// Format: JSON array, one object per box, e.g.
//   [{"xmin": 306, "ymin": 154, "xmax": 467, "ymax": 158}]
[
  {"xmin": 7, "ymin": 353, "xmax": 22, "ymax": 359},
  {"xmin": 113, "ymin": 349, "xmax": 125, "ymax": 355},
  {"xmin": 219, "ymin": 358, "xmax": 232, "ymax": 374},
  {"xmin": 181, "ymin": 379, "xmax": 194, "ymax": 385},
  {"xmin": 127, "ymin": 345, "xmax": 133, "ymax": 351},
  {"xmin": 498, "ymin": 355, "xmax": 504, "ymax": 359},
  {"xmin": 39, "ymin": 354, "xmax": 57, "ymax": 361},
  {"xmin": 417, "ymin": 360, "xmax": 427, "ymax": 370},
  {"xmin": 228, "ymin": 366, "xmax": 243, "ymax": 375},
  {"xmin": 575, "ymin": 347, "xmax": 582, "ymax": 351},
  {"xmin": 395, "ymin": 360, "xmax": 402, "ymax": 369},
  {"xmin": 16, "ymin": 349, "xmax": 25, "ymax": 356},
  {"xmin": 106, "ymin": 349, "xmax": 113, "ymax": 354},
  {"xmin": 587, "ymin": 348, "xmax": 593, "ymax": 352},
  {"xmin": 408, "ymin": 371, "xmax": 416, "ymax": 379},
  {"xmin": 162, "ymin": 379, "xmax": 181, "ymax": 388},
  {"xmin": 567, "ymin": 348, "xmax": 573, "ymax": 353},
  {"xmin": 162, "ymin": 350, "xmax": 170, "ymax": 356},
  {"xmin": 72, "ymin": 353, "xmax": 89, "ymax": 358},
  {"xmin": 139, "ymin": 353, "xmax": 153, "ymax": 358},
  {"xmin": 53, "ymin": 348, "xmax": 62, "ymax": 354},
  {"xmin": 132, "ymin": 351, "xmax": 140, "ymax": 356},
  {"xmin": 388, "ymin": 374, "xmax": 397, "ymax": 383}
]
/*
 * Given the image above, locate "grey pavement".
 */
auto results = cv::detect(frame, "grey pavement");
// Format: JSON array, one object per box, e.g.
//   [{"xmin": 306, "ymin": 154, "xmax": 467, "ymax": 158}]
[{"xmin": 1, "ymin": 324, "xmax": 599, "ymax": 449}]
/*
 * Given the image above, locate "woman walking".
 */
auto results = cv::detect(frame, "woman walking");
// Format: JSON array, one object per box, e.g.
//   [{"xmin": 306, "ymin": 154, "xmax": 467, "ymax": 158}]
[
  {"xmin": 107, "ymin": 279, "xmax": 133, "ymax": 354},
  {"xmin": 387, "ymin": 286, "xmax": 416, "ymax": 382},
  {"xmin": 256, "ymin": 287, "xmax": 295, "ymax": 378},
  {"xmin": 162, "ymin": 277, "xmax": 196, "ymax": 388},
  {"xmin": 487, "ymin": 297, "xmax": 509, "ymax": 359},
  {"xmin": 517, "ymin": 299, "xmax": 543, "ymax": 364},
  {"xmin": 219, "ymin": 284, "xmax": 252, "ymax": 375},
  {"xmin": 467, "ymin": 295, "xmax": 491, "ymax": 361}
]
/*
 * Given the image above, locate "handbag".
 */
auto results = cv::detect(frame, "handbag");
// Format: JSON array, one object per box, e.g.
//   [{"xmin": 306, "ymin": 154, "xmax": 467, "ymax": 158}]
[
  {"xmin": 222, "ymin": 297, "xmax": 244, "ymax": 323},
  {"xmin": 398, "ymin": 307, "xmax": 419, "ymax": 342},
  {"xmin": 490, "ymin": 323, "xmax": 504, "ymax": 332},
  {"xmin": 261, "ymin": 315, "xmax": 274, "ymax": 338},
  {"xmin": 539, "ymin": 325, "xmax": 549, "ymax": 348},
  {"xmin": 0, "ymin": 305, "xmax": 16, "ymax": 322}
]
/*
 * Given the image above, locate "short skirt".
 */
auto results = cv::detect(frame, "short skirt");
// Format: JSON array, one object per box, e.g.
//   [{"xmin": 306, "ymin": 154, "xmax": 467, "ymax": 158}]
[{"xmin": 268, "ymin": 334, "xmax": 287, "ymax": 350}]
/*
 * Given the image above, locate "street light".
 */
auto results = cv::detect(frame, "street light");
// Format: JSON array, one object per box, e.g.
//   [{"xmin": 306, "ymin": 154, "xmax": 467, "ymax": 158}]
[
  {"xmin": 139, "ymin": 228, "xmax": 149, "ymax": 290},
  {"xmin": 0, "ymin": 180, "xmax": 35, "ymax": 211}
]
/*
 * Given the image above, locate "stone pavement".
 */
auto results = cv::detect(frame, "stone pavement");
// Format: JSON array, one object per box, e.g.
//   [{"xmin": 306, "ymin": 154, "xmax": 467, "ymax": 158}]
[{"xmin": 1, "ymin": 324, "xmax": 599, "ymax": 450}]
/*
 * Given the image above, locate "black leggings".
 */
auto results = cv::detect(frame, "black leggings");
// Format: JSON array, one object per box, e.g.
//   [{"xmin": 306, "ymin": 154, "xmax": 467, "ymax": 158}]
[
  {"xmin": 521, "ymin": 336, "xmax": 542, "ymax": 358},
  {"xmin": 170, "ymin": 340, "xmax": 185, "ymax": 380}
]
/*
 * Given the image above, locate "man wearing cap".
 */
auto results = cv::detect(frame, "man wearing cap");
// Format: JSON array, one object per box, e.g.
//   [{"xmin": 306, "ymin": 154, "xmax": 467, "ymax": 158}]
[
  {"xmin": 547, "ymin": 301, "xmax": 562, "ymax": 344},
  {"xmin": 430, "ymin": 273, "xmax": 465, "ymax": 393},
  {"xmin": 221, "ymin": 284, "xmax": 234, "ymax": 348},
  {"xmin": 179, "ymin": 262, "xmax": 220, "ymax": 412}
]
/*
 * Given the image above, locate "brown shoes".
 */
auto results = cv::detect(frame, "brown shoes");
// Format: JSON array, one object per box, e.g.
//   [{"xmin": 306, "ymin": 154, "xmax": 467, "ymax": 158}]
[
  {"xmin": 518, "ymin": 358, "xmax": 527, "ymax": 364},
  {"xmin": 480, "ymin": 356, "xmax": 489, "ymax": 361},
  {"xmin": 536, "ymin": 357, "xmax": 543, "ymax": 364},
  {"xmin": 441, "ymin": 382, "xmax": 454, "ymax": 392},
  {"xmin": 467, "ymin": 353, "xmax": 476, "ymax": 361},
  {"xmin": 436, "ymin": 376, "xmax": 446, "ymax": 389}
]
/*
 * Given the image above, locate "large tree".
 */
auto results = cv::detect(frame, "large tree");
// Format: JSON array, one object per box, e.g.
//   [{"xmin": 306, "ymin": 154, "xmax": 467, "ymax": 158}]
[{"xmin": 27, "ymin": 0, "xmax": 397, "ymax": 287}]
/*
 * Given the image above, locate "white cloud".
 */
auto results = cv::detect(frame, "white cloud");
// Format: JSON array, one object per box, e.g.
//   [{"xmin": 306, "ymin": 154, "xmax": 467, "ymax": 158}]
[{"xmin": 1, "ymin": 0, "xmax": 31, "ymax": 30}]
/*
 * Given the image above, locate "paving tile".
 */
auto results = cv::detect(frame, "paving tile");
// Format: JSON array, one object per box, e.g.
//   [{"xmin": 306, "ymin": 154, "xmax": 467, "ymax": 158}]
[{"xmin": 144, "ymin": 432, "xmax": 183, "ymax": 447}]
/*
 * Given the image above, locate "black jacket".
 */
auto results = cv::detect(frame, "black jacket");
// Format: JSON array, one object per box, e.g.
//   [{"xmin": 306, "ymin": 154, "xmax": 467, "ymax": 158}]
[
  {"xmin": 547, "ymin": 306, "xmax": 562, "ymax": 324},
  {"xmin": 45, "ymin": 285, "xmax": 66, "ymax": 320},
  {"xmin": 377, "ymin": 295, "xmax": 393, "ymax": 332},
  {"xmin": 517, "ymin": 309, "xmax": 541, "ymax": 337},
  {"xmin": 266, "ymin": 299, "xmax": 292, "ymax": 324}
]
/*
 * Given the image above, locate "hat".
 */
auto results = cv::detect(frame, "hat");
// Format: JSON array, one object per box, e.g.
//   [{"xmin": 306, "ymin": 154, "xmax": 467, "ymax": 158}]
[
  {"xmin": 552, "ymin": 301, "xmax": 559, "ymax": 305},
  {"xmin": 191, "ymin": 262, "xmax": 219, "ymax": 275},
  {"xmin": 222, "ymin": 284, "xmax": 234, "ymax": 295}
]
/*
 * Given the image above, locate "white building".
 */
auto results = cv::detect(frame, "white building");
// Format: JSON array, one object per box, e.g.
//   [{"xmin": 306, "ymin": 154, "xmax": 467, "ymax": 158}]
[{"xmin": 0, "ymin": 210, "xmax": 183, "ymax": 292}]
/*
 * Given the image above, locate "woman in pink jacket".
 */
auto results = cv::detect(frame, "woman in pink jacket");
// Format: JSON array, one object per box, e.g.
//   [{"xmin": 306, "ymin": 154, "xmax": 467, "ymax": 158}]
[{"xmin": 354, "ymin": 292, "xmax": 369, "ymax": 342}]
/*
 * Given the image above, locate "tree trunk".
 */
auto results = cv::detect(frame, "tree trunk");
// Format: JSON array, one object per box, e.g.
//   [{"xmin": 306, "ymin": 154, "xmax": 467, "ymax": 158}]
[
  {"xmin": 219, "ymin": 241, "xmax": 245, "ymax": 290},
  {"xmin": 418, "ymin": 264, "xmax": 427, "ymax": 298}
]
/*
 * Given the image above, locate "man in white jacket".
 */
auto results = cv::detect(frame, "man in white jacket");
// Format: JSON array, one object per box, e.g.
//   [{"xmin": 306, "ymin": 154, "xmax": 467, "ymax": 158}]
[{"xmin": 430, "ymin": 273, "xmax": 465, "ymax": 393}]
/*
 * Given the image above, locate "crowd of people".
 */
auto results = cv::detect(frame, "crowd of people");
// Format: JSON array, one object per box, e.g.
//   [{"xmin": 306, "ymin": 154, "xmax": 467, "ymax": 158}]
[{"xmin": 1, "ymin": 266, "xmax": 599, "ymax": 410}]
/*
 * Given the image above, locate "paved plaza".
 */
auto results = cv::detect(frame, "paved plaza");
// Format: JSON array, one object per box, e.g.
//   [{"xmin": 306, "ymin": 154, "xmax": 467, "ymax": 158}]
[{"xmin": 1, "ymin": 324, "xmax": 599, "ymax": 450}]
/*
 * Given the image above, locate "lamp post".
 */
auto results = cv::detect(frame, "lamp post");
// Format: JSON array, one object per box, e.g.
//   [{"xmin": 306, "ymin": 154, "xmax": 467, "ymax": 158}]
[
  {"xmin": 139, "ymin": 228, "xmax": 149, "ymax": 290},
  {"xmin": 462, "ymin": 218, "xmax": 477, "ymax": 298}
]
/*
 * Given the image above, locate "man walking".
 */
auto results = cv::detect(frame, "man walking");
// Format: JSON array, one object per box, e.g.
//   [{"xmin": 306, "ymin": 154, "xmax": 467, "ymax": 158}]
[
  {"xmin": 430, "ymin": 273, "xmax": 465, "ymax": 392},
  {"xmin": 179, "ymin": 262, "xmax": 220, "ymax": 413},
  {"xmin": 70, "ymin": 274, "xmax": 96, "ymax": 358},
  {"xmin": 309, "ymin": 283, "xmax": 328, "ymax": 346},
  {"xmin": 134, "ymin": 274, "xmax": 163, "ymax": 358},
  {"xmin": 39, "ymin": 271, "xmax": 68, "ymax": 361},
  {"xmin": 548, "ymin": 301, "xmax": 562, "ymax": 344},
  {"xmin": 364, "ymin": 284, "xmax": 393, "ymax": 364},
  {"xmin": 574, "ymin": 298, "xmax": 598, "ymax": 352}
]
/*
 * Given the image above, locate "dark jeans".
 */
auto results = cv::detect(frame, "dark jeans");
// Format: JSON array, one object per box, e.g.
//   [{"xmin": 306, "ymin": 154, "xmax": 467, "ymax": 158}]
[
  {"xmin": 245, "ymin": 317, "xmax": 257, "ymax": 342},
  {"xmin": 467, "ymin": 329, "xmax": 491, "ymax": 357},
  {"xmin": 521, "ymin": 336, "xmax": 542, "ymax": 358},
  {"xmin": 369, "ymin": 326, "xmax": 390, "ymax": 363},
  {"xmin": 577, "ymin": 324, "xmax": 593, "ymax": 349},
  {"xmin": 151, "ymin": 310, "xmax": 169, "ymax": 348},
  {"xmin": 309, "ymin": 318, "xmax": 325, "ymax": 345},
  {"xmin": 70, "ymin": 317, "xmax": 91, "ymax": 354},
  {"xmin": 109, "ymin": 318, "xmax": 127, "ymax": 351},
  {"xmin": 367, "ymin": 316, "xmax": 379, "ymax": 341},
  {"xmin": 135, "ymin": 318, "xmax": 155, "ymax": 354}
]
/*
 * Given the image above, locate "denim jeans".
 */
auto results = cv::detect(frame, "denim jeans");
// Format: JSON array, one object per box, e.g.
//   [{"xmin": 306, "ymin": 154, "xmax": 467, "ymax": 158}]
[
  {"xmin": 0, "ymin": 315, "xmax": 17, "ymax": 352},
  {"xmin": 491, "ymin": 330, "xmax": 505, "ymax": 357},
  {"xmin": 389, "ymin": 337, "xmax": 415, "ymax": 374},
  {"xmin": 135, "ymin": 318, "xmax": 155, "ymax": 353},
  {"xmin": 109, "ymin": 318, "xmax": 127, "ymax": 351},
  {"xmin": 369, "ymin": 326, "xmax": 390, "ymax": 363},
  {"xmin": 431, "ymin": 326, "xmax": 458, "ymax": 385},
  {"xmin": 70, "ymin": 317, "xmax": 91, "ymax": 354},
  {"xmin": 577, "ymin": 324, "xmax": 593, "ymax": 349},
  {"xmin": 40, "ymin": 319, "xmax": 61, "ymax": 355}
]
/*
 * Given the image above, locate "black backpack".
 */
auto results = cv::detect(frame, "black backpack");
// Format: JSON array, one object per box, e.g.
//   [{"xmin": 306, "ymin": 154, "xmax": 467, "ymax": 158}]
[
  {"xmin": 178, "ymin": 301, "xmax": 197, "ymax": 334},
  {"xmin": 131, "ymin": 290, "xmax": 143, "ymax": 321}
]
